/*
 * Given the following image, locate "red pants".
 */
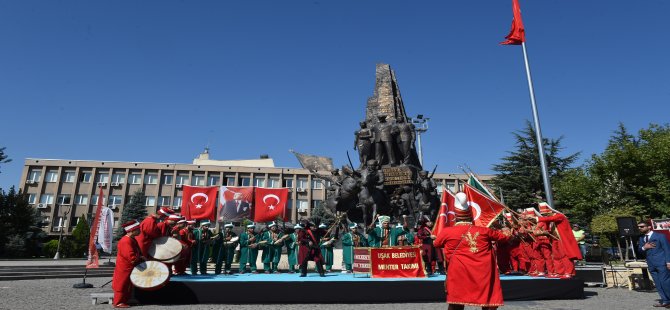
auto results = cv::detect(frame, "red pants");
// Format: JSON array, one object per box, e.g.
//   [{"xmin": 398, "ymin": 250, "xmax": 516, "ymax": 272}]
[
  {"xmin": 173, "ymin": 247, "xmax": 191, "ymax": 274},
  {"xmin": 113, "ymin": 288, "xmax": 131, "ymax": 306},
  {"xmin": 533, "ymin": 240, "xmax": 554, "ymax": 274}
]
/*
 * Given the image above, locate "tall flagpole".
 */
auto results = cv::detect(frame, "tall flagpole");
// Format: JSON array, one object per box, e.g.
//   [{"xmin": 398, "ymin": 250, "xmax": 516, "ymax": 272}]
[{"xmin": 520, "ymin": 42, "xmax": 554, "ymax": 207}]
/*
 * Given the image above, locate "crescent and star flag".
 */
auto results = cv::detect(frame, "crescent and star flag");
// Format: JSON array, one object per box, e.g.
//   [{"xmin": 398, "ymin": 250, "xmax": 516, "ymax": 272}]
[
  {"xmin": 86, "ymin": 187, "xmax": 105, "ymax": 269},
  {"xmin": 500, "ymin": 0, "xmax": 526, "ymax": 45},
  {"xmin": 182, "ymin": 185, "xmax": 218, "ymax": 221},
  {"xmin": 253, "ymin": 187, "xmax": 289, "ymax": 222},
  {"xmin": 433, "ymin": 189, "xmax": 456, "ymax": 236},
  {"xmin": 463, "ymin": 183, "xmax": 505, "ymax": 227},
  {"xmin": 218, "ymin": 186, "xmax": 255, "ymax": 222}
]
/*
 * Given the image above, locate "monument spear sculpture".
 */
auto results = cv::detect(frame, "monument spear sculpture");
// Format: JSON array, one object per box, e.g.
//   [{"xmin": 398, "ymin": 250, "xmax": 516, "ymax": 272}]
[{"xmin": 501, "ymin": 0, "xmax": 555, "ymax": 207}]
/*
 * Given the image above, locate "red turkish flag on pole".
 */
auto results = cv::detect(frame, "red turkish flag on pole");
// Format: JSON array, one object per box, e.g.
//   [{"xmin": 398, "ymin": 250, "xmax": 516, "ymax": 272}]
[
  {"xmin": 253, "ymin": 187, "xmax": 289, "ymax": 222},
  {"xmin": 500, "ymin": 0, "xmax": 526, "ymax": 45},
  {"xmin": 432, "ymin": 190, "xmax": 456, "ymax": 236},
  {"xmin": 86, "ymin": 186, "xmax": 104, "ymax": 268},
  {"xmin": 182, "ymin": 185, "xmax": 218, "ymax": 221},
  {"xmin": 464, "ymin": 183, "xmax": 505, "ymax": 227}
]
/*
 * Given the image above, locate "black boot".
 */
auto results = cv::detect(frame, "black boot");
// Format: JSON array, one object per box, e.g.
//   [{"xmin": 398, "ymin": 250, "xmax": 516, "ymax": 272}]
[
  {"xmin": 316, "ymin": 263, "xmax": 326, "ymax": 277},
  {"xmin": 299, "ymin": 262, "xmax": 307, "ymax": 277}
]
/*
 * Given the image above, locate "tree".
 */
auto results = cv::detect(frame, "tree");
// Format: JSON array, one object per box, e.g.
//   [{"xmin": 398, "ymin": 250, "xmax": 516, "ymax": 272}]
[
  {"xmin": 0, "ymin": 146, "xmax": 11, "ymax": 174},
  {"xmin": 492, "ymin": 121, "xmax": 580, "ymax": 211},
  {"xmin": 116, "ymin": 190, "xmax": 147, "ymax": 240},
  {"xmin": 71, "ymin": 215, "xmax": 90, "ymax": 258},
  {"xmin": 555, "ymin": 123, "xmax": 670, "ymax": 228},
  {"xmin": 0, "ymin": 187, "xmax": 44, "ymax": 257}
]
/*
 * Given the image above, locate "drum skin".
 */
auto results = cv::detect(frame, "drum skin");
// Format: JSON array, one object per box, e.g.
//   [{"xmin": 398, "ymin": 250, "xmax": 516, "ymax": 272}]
[
  {"xmin": 149, "ymin": 236, "xmax": 183, "ymax": 263},
  {"xmin": 131, "ymin": 260, "xmax": 170, "ymax": 291}
]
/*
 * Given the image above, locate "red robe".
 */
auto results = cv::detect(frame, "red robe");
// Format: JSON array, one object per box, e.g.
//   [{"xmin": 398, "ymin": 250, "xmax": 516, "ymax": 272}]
[
  {"xmin": 298, "ymin": 229, "xmax": 324, "ymax": 264},
  {"xmin": 136, "ymin": 216, "xmax": 161, "ymax": 257},
  {"xmin": 538, "ymin": 213, "xmax": 582, "ymax": 260},
  {"xmin": 174, "ymin": 227, "xmax": 194, "ymax": 274},
  {"xmin": 533, "ymin": 222, "xmax": 554, "ymax": 275},
  {"xmin": 434, "ymin": 224, "xmax": 509, "ymax": 307},
  {"xmin": 112, "ymin": 235, "xmax": 141, "ymax": 306}
]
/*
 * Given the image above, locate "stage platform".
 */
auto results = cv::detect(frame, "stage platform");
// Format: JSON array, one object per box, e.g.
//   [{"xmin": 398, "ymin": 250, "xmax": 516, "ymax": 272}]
[{"xmin": 135, "ymin": 273, "xmax": 585, "ymax": 304}]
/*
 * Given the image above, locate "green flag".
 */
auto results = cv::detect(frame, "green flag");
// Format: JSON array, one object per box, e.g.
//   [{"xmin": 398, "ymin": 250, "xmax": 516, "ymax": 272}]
[{"xmin": 467, "ymin": 174, "xmax": 498, "ymax": 201}]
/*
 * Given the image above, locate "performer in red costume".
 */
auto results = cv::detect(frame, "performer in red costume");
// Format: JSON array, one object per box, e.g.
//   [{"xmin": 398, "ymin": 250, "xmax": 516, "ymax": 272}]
[
  {"xmin": 434, "ymin": 192, "xmax": 509, "ymax": 310},
  {"xmin": 136, "ymin": 207, "xmax": 174, "ymax": 257},
  {"xmin": 112, "ymin": 220, "xmax": 143, "ymax": 308},
  {"xmin": 537, "ymin": 202, "xmax": 582, "ymax": 278},
  {"xmin": 173, "ymin": 219, "xmax": 195, "ymax": 276},
  {"xmin": 297, "ymin": 220, "xmax": 326, "ymax": 277}
]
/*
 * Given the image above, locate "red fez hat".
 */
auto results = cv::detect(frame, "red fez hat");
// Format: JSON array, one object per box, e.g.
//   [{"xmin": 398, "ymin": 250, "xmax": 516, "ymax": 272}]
[
  {"xmin": 159, "ymin": 207, "xmax": 175, "ymax": 216},
  {"xmin": 538, "ymin": 202, "xmax": 553, "ymax": 215},
  {"xmin": 122, "ymin": 220, "xmax": 140, "ymax": 232}
]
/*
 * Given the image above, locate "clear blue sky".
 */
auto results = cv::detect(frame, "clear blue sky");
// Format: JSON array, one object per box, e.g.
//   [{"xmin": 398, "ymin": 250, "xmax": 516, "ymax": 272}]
[{"xmin": 1, "ymin": 0, "xmax": 669, "ymax": 190}]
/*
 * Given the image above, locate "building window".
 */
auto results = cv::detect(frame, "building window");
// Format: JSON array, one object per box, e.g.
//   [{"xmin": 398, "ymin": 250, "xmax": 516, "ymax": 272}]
[
  {"xmin": 162, "ymin": 174, "xmax": 173, "ymax": 185},
  {"xmin": 208, "ymin": 176, "xmax": 220, "ymax": 186},
  {"xmin": 71, "ymin": 217, "xmax": 80, "ymax": 227},
  {"xmin": 45, "ymin": 170, "xmax": 58, "ymax": 183},
  {"xmin": 446, "ymin": 181, "xmax": 455, "ymax": 192},
  {"xmin": 129, "ymin": 174, "xmax": 142, "ymax": 185},
  {"xmin": 287, "ymin": 199, "xmax": 293, "ymax": 209},
  {"xmin": 28, "ymin": 194, "xmax": 37, "ymax": 204},
  {"xmin": 96, "ymin": 173, "xmax": 109, "ymax": 183},
  {"xmin": 225, "ymin": 177, "xmax": 235, "ymax": 186},
  {"xmin": 192, "ymin": 175, "xmax": 205, "ymax": 186},
  {"xmin": 112, "ymin": 173, "xmax": 126, "ymax": 183},
  {"xmin": 91, "ymin": 195, "xmax": 107, "ymax": 205},
  {"xmin": 239, "ymin": 177, "xmax": 251, "ymax": 187},
  {"xmin": 109, "ymin": 195, "xmax": 123, "ymax": 206},
  {"xmin": 40, "ymin": 194, "xmax": 54, "ymax": 205},
  {"xmin": 57, "ymin": 194, "xmax": 72, "ymax": 205},
  {"xmin": 297, "ymin": 199, "xmax": 309, "ymax": 212},
  {"xmin": 176, "ymin": 175, "xmax": 188, "ymax": 186},
  {"xmin": 62, "ymin": 171, "xmax": 75, "ymax": 183},
  {"xmin": 80, "ymin": 171, "xmax": 92, "ymax": 183},
  {"xmin": 28, "ymin": 169, "xmax": 42, "ymax": 182},
  {"xmin": 436, "ymin": 184, "xmax": 444, "ymax": 193},
  {"xmin": 283, "ymin": 179, "xmax": 294, "ymax": 188},
  {"xmin": 311, "ymin": 179, "xmax": 323, "ymax": 189},
  {"xmin": 297, "ymin": 178, "xmax": 308, "ymax": 189},
  {"xmin": 144, "ymin": 174, "xmax": 158, "ymax": 185},
  {"xmin": 75, "ymin": 195, "xmax": 89, "ymax": 205},
  {"xmin": 145, "ymin": 196, "xmax": 156, "ymax": 207},
  {"xmin": 159, "ymin": 196, "xmax": 171, "ymax": 206},
  {"xmin": 312, "ymin": 200, "xmax": 323, "ymax": 209},
  {"xmin": 173, "ymin": 196, "xmax": 182, "ymax": 208},
  {"xmin": 268, "ymin": 178, "xmax": 280, "ymax": 188},
  {"xmin": 254, "ymin": 177, "xmax": 265, "ymax": 187}
]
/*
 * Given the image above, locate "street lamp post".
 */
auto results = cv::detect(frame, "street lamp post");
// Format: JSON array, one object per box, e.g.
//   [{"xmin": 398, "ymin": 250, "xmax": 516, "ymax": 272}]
[
  {"xmin": 54, "ymin": 204, "xmax": 72, "ymax": 260},
  {"xmin": 410, "ymin": 114, "xmax": 429, "ymax": 167}
]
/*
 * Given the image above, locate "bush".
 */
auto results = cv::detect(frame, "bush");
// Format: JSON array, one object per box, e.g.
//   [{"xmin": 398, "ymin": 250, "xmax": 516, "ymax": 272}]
[
  {"xmin": 5, "ymin": 235, "xmax": 26, "ymax": 257},
  {"xmin": 42, "ymin": 240, "xmax": 59, "ymax": 258}
]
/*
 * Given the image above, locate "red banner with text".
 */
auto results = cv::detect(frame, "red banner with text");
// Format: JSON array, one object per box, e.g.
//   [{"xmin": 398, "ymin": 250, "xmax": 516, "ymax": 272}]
[
  {"xmin": 369, "ymin": 246, "xmax": 426, "ymax": 278},
  {"xmin": 353, "ymin": 248, "xmax": 371, "ymax": 274}
]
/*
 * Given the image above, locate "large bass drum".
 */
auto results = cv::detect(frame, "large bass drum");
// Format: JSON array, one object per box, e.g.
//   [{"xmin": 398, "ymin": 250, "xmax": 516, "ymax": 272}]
[
  {"xmin": 130, "ymin": 260, "xmax": 170, "ymax": 291},
  {"xmin": 149, "ymin": 236, "xmax": 183, "ymax": 263}
]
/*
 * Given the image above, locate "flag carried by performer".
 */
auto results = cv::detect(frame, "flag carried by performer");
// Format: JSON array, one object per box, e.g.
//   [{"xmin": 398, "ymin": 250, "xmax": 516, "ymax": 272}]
[
  {"xmin": 501, "ymin": 0, "xmax": 526, "ymax": 45},
  {"xmin": 433, "ymin": 189, "xmax": 456, "ymax": 236},
  {"xmin": 253, "ymin": 187, "xmax": 289, "ymax": 222},
  {"xmin": 182, "ymin": 185, "xmax": 218, "ymax": 221},
  {"xmin": 98, "ymin": 206, "xmax": 114, "ymax": 253},
  {"xmin": 218, "ymin": 186, "xmax": 255, "ymax": 222},
  {"xmin": 463, "ymin": 183, "xmax": 505, "ymax": 227},
  {"xmin": 467, "ymin": 173, "xmax": 498, "ymax": 201},
  {"xmin": 86, "ymin": 187, "xmax": 105, "ymax": 268}
]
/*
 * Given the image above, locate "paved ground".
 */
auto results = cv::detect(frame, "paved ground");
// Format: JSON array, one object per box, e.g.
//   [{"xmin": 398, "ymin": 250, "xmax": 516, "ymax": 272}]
[
  {"xmin": 0, "ymin": 258, "xmax": 116, "ymax": 266},
  {"xmin": 0, "ymin": 276, "xmax": 660, "ymax": 310}
]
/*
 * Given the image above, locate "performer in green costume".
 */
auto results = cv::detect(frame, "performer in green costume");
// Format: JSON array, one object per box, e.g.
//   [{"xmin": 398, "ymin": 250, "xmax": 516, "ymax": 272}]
[
  {"xmin": 341, "ymin": 222, "xmax": 368, "ymax": 273},
  {"xmin": 238, "ymin": 223, "xmax": 259, "ymax": 274}
]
